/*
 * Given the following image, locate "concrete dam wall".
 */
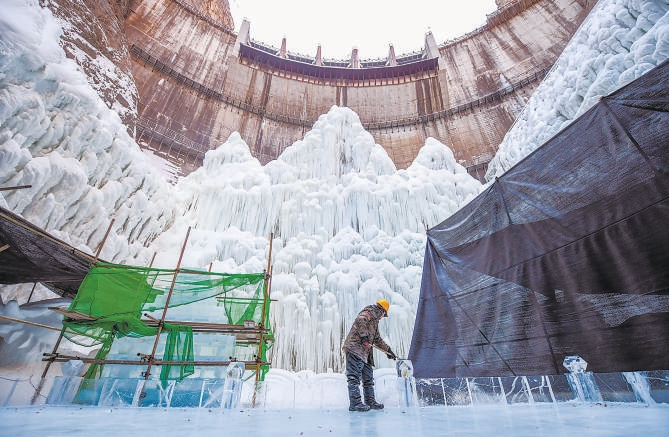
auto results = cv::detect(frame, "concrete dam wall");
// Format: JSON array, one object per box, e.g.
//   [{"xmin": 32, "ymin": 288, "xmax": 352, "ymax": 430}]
[{"xmin": 46, "ymin": 0, "xmax": 597, "ymax": 179}]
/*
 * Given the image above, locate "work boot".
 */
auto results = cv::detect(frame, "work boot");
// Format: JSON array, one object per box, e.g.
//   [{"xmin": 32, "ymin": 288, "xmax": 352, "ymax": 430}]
[
  {"xmin": 363, "ymin": 385, "xmax": 384, "ymax": 410},
  {"xmin": 348, "ymin": 384, "xmax": 371, "ymax": 412},
  {"xmin": 349, "ymin": 402, "xmax": 371, "ymax": 412}
]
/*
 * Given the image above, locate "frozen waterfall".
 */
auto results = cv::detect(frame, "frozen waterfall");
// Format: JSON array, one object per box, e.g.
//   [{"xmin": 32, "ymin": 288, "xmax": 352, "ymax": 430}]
[
  {"xmin": 2, "ymin": 0, "xmax": 669, "ymax": 376},
  {"xmin": 0, "ymin": 0, "xmax": 482, "ymax": 374},
  {"xmin": 148, "ymin": 110, "xmax": 482, "ymax": 372}
]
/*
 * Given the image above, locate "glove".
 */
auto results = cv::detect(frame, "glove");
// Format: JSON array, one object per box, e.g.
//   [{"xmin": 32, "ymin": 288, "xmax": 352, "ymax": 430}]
[
  {"xmin": 386, "ymin": 348, "xmax": 397, "ymax": 360},
  {"xmin": 361, "ymin": 337, "xmax": 370, "ymax": 348}
]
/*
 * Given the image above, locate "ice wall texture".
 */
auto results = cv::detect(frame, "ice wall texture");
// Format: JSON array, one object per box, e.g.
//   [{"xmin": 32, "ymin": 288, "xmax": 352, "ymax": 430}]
[
  {"xmin": 0, "ymin": 298, "xmax": 70, "ymax": 374},
  {"xmin": 0, "ymin": 1, "xmax": 481, "ymax": 372},
  {"xmin": 151, "ymin": 112, "xmax": 480, "ymax": 372},
  {"xmin": 0, "ymin": 1, "xmax": 174, "ymax": 265},
  {"xmin": 3, "ymin": 0, "xmax": 668, "ymax": 374},
  {"xmin": 487, "ymin": 0, "xmax": 669, "ymax": 180}
]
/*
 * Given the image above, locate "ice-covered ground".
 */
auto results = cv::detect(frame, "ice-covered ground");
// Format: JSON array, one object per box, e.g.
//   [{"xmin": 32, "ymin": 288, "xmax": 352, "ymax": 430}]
[
  {"xmin": 1, "ymin": 403, "xmax": 668, "ymax": 436},
  {"xmin": 1, "ymin": 1, "xmax": 669, "ymax": 430}
]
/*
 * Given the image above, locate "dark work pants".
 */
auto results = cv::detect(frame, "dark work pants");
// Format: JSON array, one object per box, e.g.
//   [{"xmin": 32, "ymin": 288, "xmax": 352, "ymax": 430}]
[{"xmin": 346, "ymin": 352, "xmax": 374, "ymax": 404}]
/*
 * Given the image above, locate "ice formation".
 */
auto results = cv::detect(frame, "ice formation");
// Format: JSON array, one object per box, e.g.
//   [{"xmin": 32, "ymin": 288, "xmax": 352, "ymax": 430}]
[
  {"xmin": 0, "ymin": 0, "xmax": 174, "ymax": 268},
  {"xmin": 1, "ymin": 0, "xmax": 669, "ymax": 376},
  {"xmin": 149, "ymin": 110, "xmax": 480, "ymax": 372},
  {"xmin": 0, "ymin": 0, "xmax": 481, "ymax": 374},
  {"xmin": 486, "ymin": 0, "xmax": 669, "ymax": 180}
]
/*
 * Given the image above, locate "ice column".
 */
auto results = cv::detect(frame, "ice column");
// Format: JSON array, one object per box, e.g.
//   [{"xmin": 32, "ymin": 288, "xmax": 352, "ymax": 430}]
[
  {"xmin": 221, "ymin": 362, "xmax": 245, "ymax": 409},
  {"xmin": 563, "ymin": 355, "xmax": 602, "ymax": 403},
  {"xmin": 623, "ymin": 372, "xmax": 655, "ymax": 405},
  {"xmin": 396, "ymin": 359, "xmax": 418, "ymax": 411},
  {"xmin": 45, "ymin": 360, "xmax": 85, "ymax": 405}
]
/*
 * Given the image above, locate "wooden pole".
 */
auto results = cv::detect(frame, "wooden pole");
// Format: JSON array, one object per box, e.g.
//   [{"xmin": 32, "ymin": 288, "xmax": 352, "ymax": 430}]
[
  {"xmin": 95, "ymin": 219, "xmax": 115, "ymax": 261},
  {"xmin": 252, "ymin": 233, "xmax": 273, "ymax": 406},
  {"xmin": 31, "ymin": 327, "xmax": 65, "ymax": 404},
  {"xmin": 0, "ymin": 314, "xmax": 80, "ymax": 334},
  {"xmin": 31, "ymin": 217, "xmax": 116, "ymax": 404},
  {"xmin": 43, "ymin": 354, "xmax": 269, "ymax": 367},
  {"xmin": 143, "ymin": 226, "xmax": 191, "ymax": 382},
  {"xmin": 27, "ymin": 282, "xmax": 37, "ymax": 303},
  {"xmin": 0, "ymin": 184, "xmax": 32, "ymax": 191},
  {"xmin": 263, "ymin": 234, "xmax": 273, "ymax": 322}
]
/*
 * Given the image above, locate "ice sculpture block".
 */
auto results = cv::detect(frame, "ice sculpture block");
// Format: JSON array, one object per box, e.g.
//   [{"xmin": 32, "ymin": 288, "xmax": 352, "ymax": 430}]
[
  {"xmin": 396, "ymin": 359, "xmax": 418, "ymax": 410},
  {"xmin": 222, "ymin": 361, "xmax": 245, "ymax": 409},
  {"xmin": 563, "ymin": 355, "xmax": 602, "ymax": 403}
]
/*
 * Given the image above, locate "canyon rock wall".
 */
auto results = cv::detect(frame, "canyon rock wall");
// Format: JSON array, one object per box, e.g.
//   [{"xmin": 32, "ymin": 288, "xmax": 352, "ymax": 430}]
[{"xmin": 46, "ymin": 0, "xmax": 137, "ymax": 127}]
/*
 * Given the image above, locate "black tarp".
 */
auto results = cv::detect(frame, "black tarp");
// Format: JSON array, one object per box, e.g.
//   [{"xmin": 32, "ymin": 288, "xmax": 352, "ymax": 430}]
[
  {"xmin": 408, "ymin": 59, "xmax": 669, "ymax": 378},
  {"xmin": 0, "ymin": 206, "xmax": 98, "ymax": 298}
]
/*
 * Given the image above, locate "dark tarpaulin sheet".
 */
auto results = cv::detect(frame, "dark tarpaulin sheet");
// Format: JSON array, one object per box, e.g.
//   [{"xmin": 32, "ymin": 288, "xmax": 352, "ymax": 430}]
[
  {"xmin": 0, "ymin": 206, "xmax": 97, "ymax": 298},
  {"xmin": 408, "ymin": 59, "xmax": 669, "ymax": 378}
]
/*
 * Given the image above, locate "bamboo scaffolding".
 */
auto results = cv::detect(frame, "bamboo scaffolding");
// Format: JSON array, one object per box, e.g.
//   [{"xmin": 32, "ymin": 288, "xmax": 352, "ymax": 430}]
[
  {"xmin": 142, "ymin": 226, "xmax": 190, "ymax": 381},
  {"xmin": 142, "ymin": 318, "xmax": 269, "ymax": 343},
  {"xmin": 42, "ymin": 353, "xmax": 269, "ymax": 368},
  {"xmin": 31, "ymin": 219, "xmax": 115, "ymax": 404},
  {"xmin": 33, "ymin": 227, "xmax": 276, "ymax": 406},
  {"xmin": 256, "ymin": 232, "xmax": 273, "ymax": 382},
  {"xmin": 252, "ymin": 233, "xmax": 273, "ymax": 406}
]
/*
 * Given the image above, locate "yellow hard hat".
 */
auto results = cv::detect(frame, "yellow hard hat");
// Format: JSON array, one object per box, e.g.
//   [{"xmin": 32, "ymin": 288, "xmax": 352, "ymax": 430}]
[{"xmin": 377, "ymin": 299, "xmax": 390, "ymax": 315}]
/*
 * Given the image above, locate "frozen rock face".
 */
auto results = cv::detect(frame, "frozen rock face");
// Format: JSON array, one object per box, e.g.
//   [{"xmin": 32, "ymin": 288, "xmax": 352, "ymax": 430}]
[
  {"xmin": 486, "ymin": 0, "xmax": 669, "ymax": 180},
  {"xmin": 154, "ymin": 107, "xmax": 482, "ymax": 372},
  {"xmin": 44, "ymin": 0, "xmax": 138, "ymax": 128},
  {"xmin": 0, "ymin": 0, "xmax": 174, "ymax": 265}
]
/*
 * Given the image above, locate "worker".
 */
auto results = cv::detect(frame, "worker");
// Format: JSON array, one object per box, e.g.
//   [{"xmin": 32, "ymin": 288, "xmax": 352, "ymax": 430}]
[{"xmin": 342, "ymin": 299, "xmax": 397, "ymax": 411}]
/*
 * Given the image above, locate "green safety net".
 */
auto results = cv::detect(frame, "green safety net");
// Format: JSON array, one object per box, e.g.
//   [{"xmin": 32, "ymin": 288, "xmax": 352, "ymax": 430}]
[{"xmin": 63, "ymin": 262, "xmax": 273, "ymax": 382}]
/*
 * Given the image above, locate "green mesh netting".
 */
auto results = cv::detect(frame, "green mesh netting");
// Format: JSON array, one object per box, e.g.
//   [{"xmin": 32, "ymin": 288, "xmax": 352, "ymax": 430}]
[
  {"xmin": 63, "ymin": 262, "xmax": 273, "ymax": 382},
  {"xmin": 217, "ymin": 286, "xmax": 274, "ymax": 381}
]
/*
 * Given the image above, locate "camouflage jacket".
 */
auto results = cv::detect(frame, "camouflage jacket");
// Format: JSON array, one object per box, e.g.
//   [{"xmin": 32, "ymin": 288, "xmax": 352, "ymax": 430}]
[{"xmin": 342, "ymin": 304, "xmax": 391, "ymax": 366}]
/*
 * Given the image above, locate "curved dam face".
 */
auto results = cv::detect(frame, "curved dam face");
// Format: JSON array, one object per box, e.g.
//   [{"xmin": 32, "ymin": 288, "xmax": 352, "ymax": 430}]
[{"xmin": 49, "ymin": 0, "xmax": 596, "ymax": 179}]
